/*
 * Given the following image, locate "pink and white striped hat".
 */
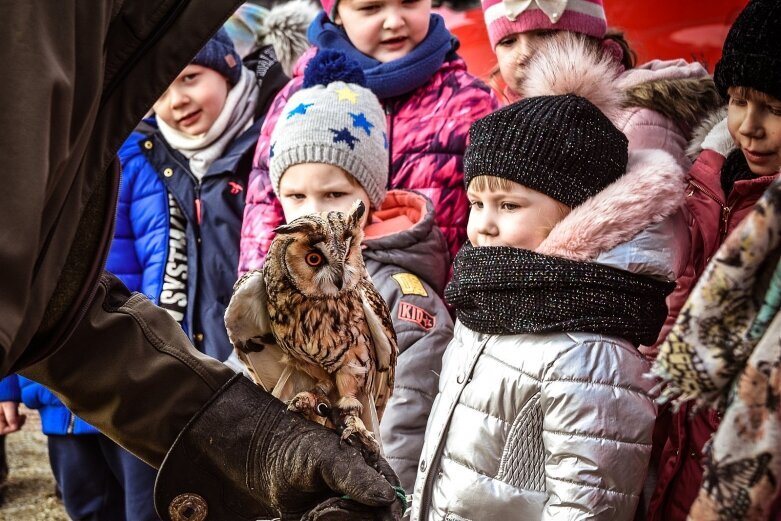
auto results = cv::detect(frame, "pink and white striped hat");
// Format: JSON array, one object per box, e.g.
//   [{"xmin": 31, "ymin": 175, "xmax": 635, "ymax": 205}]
[{"xmin": 482, "ymin": 0, "xmax": 607, "ymax": 49}]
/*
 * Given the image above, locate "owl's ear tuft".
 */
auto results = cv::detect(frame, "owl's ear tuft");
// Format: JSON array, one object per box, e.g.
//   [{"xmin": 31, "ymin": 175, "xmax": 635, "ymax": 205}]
[{"xmin": 349, "ymin": 200, "xmax": 365, "ymax": 230}]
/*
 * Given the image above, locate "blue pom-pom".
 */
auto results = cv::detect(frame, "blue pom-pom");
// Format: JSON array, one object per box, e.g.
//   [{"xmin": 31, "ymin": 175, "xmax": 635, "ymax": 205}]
[{"xmin": 303, "ymin": 49, "xmax": 366, "ymax": 88}]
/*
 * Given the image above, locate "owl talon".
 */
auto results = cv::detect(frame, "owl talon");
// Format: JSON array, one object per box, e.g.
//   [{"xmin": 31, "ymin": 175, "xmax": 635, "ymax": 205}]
[{"xmin": 339, "ymin": 414, "xmax": 380, "ymax": 456}]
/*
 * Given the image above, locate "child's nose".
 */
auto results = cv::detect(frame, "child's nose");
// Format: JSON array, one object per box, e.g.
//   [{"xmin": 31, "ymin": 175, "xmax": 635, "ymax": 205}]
[
  {"xmin": 170, "ymin": 89, "xmax": 188, "ymax": 108},
  {"xmin": 740, "ymin": 109, "xmax": 766, "ymax": 139},
  {"xmin": 476, "ymin": 214, "xmax": 499, "ymax": 236},
  {"xmin": 383, "ymin": 10, "xmax": 404, "ymax": 30}
]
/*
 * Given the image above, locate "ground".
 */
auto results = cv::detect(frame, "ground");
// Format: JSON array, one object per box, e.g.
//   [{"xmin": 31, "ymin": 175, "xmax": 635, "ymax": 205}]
[{"xmin": 0, "ymin": 407, "xmax": 67, "ymax": 520}]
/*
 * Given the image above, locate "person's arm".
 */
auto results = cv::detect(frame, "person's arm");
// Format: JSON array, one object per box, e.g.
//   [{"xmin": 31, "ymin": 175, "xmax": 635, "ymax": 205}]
[
  {"xmin": 20, "ymin": 273, "xmax": 401, "ymax": 520},
  {"xmin": 540, "ymin": 339, "xmax": 656, "ymax": 520}
]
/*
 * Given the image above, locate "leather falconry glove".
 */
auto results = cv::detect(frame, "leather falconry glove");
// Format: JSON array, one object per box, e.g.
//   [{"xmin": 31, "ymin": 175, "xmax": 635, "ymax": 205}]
[{"xmin": 155, "ymin": 374, "xmax": 402, "ymax": 521}]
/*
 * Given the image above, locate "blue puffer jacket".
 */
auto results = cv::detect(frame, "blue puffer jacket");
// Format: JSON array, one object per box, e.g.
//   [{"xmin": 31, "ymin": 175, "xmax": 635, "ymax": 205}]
[{"xmin": 112, "ymin": 119, "xmax": 261, "ymax": 361}]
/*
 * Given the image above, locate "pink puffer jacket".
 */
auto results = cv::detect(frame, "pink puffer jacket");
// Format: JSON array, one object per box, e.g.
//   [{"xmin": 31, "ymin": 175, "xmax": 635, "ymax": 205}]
[{"xmin": 238, "ymin": 48, "xmax": 498, "ymax": 274}]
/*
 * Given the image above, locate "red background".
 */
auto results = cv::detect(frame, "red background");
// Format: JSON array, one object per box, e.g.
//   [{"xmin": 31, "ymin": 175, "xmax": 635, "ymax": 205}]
[{"xmin": 437, "ymin": 0, "xmax": 749, "ymax": 80}]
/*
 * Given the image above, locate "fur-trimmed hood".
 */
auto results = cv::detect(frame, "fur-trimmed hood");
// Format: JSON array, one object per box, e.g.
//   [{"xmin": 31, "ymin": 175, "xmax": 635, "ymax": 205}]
[
  {"xmin": 619, "ymin": 62, "xmax": 722, "ymax": 136},
  {"xmin": 536, "ymin": 149, "xmax": 687, "ymax": 280},
  {"xmin": 521, "ymin": 32, "xmax": 721, "ymax": 138},
  {"xmin": 686, "ymin": 106, "xmax": 732, "ymax": 161},
  {"xmin": 520, "ymin": 32, "xmax": 688, "ymax": 279}
]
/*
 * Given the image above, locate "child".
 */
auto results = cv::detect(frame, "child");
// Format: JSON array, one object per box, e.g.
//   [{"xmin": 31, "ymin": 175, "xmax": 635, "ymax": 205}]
[
  {"xmin": 238, "ymin": 0, "xmax": 499, "ymax": 273},
  {"xmin": 412, "ymin": 65, "xmax": 688, "ymax": 520},
  {"xmin": 254, "ymin": 49, "xmax": 454, "ymax": 492},
  {"xmin": 648, "ymin": 1, "xmax": 781, "ymax": 519},
  {"xmin": 480, "ymin": 1, "xmax": 724, "ymax": 358},
  {"xmin": 115, "ymin": 28, "xmax": 288, "ymax": 362},
  {"xmin": 481, "ymin": 0, "xmax": 720, "ymax": 171}
]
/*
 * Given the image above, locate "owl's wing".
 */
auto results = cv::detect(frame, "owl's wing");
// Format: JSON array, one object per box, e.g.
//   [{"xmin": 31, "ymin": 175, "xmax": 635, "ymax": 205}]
[
  {"xmin": 359, "ymin": 280, "xmax": 398, "ymax": 417},
  {"xmin": 224, "ymin": 270, "xmax": 285, "ymax": 392},
  {"xmin": 225, "ymin": 270, "xmax": 275, "ymax": 351}
]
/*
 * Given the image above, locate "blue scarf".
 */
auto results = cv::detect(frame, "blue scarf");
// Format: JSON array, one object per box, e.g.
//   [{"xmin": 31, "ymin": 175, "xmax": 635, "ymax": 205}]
[{"xmin": 307, "ymin": 12, "xmax": 457, "ymax": 99}]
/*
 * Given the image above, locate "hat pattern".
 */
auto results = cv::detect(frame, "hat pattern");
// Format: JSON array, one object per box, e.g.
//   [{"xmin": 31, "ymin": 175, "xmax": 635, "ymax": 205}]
[{"xmin": 270, "ymin": 50, "xmax": 388, "ymax": 208}]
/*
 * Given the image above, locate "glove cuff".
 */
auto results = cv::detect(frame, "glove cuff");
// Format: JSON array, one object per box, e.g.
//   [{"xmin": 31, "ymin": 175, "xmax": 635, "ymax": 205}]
[{"xmin": 154, "ymin": 374, "xmax": 285, "ymax": 521}]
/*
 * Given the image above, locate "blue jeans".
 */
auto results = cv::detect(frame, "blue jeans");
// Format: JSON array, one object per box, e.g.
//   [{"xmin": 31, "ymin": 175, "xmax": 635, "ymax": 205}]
[{"xmin": 47, "ymin": 433, "xmax": 159, "ymax": 521}]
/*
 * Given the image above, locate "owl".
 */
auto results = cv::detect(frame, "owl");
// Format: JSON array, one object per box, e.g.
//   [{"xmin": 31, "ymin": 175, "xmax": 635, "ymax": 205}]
[{"xmin": 225, "ymin": 200, "xmax": 398, "ymax": 454}]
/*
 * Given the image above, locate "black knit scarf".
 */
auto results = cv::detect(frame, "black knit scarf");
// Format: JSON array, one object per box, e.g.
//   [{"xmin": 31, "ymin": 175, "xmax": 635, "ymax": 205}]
[{"xmin": 445, "ymin": 244, "xmax": 676, "ymax": 346}]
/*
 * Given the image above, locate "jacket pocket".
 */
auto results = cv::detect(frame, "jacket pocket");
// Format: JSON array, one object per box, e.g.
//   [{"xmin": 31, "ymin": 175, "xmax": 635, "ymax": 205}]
[{"xmin": 497, "ymin": 392, "xmax": 546, "ymax": 492}]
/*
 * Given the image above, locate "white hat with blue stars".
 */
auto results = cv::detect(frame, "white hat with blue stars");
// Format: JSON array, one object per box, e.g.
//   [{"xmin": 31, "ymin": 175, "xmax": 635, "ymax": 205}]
[{"xmin": 270, "ymin": 50, "xmax": 388, "ymax": 209}]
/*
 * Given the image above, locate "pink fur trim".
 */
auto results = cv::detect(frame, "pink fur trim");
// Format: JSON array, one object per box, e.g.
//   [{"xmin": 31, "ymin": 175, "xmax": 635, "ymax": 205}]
[
  {"xmin": 521, "ymin": 31, "xmax": 624, "ymax": 122},
  {"xmin": 536, "ymin": 149, "xmax": 686, "ymax": 261}
]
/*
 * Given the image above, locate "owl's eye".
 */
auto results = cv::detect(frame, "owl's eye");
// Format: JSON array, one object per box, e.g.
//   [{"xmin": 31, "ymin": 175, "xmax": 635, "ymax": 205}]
[{"xmin": 305, "ymin": 251, "xmax": 324, "ymax": 267}]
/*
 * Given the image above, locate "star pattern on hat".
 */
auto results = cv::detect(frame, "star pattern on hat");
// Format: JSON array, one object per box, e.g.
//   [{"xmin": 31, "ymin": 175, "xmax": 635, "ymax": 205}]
[
  {"xmin": 382, "ymin": 132, "xmax": 388, "ymax": 150},
  {"xmin": 349, "ymin": 112, "xmax": 374, "ymax": 136},
  {"xmin": 330, "ymin": 127, "xmax": 359, "ymax": 150},
  {"xmin": 269, "ymin": 143, "xmax": 275, "ymax": 158},
  {"xmin": 336, "ymin": 87, "xmax": 358, "ymax": 104},
  {"xmin": 287, "ymin": 103, "xmax": 314, "ymax": 119}
]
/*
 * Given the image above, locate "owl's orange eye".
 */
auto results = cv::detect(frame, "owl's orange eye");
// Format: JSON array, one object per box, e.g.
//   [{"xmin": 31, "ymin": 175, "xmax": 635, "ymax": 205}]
[{"xmin": 305, "ymin": 252, "xmax": 324, "ymax": 267}]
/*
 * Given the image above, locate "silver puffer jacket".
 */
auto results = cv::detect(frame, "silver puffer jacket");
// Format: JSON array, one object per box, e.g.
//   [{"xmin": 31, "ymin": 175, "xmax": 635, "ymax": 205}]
[{"xmin": 412, "ymin": 149, "xmax": 688, "ymax": 521}]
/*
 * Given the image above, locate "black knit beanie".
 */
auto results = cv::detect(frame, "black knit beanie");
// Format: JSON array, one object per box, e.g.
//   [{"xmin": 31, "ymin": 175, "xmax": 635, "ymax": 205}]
[
  {"xmin": 714, "ymin": 0, "xmax": 781, "ymax": 101},
  {"xmin": 464, "ymin": 94, "xmax": 628, "ymax": 208}
]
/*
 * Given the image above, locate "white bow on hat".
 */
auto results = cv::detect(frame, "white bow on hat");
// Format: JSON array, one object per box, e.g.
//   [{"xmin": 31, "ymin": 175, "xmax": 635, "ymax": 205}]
[{"xmin": 502, "ymin": 0, "xmax": 569, "ymax": 23}]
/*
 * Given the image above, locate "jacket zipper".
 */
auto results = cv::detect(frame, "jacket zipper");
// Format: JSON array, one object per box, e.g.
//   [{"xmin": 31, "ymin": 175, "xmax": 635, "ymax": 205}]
[
  {"xmin": 384, "ymin": 101, "xmax": 395, "ymax": 189},
  {"xmin": 417, "ymin": 336, "xmax": 490, "ymax": 520},
  {"xmin": 66, "ymin": 412, "xmax": 76, "ymax": 434},
  {"xmin": 688, "ymin": 179, "xmax": 734, "ymax": 243}
]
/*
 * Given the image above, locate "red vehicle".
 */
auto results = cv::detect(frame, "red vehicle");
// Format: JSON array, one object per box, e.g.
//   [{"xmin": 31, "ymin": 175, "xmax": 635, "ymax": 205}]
[{"xmin": 436, "ymin": 0, "xmax": 748, "ymax": 81}]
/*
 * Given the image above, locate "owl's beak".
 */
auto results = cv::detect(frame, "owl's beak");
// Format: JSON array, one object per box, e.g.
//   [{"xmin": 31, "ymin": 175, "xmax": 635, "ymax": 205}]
[{"xmin": 333, "ymin": 274, "xmax": 343, "ymax": 290}]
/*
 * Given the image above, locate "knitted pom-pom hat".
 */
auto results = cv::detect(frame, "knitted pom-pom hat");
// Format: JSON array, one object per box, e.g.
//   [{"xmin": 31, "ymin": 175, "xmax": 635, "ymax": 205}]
[
  {"xmin": 714, "ymin": 0, "xmax": 781, "ymax": 101},
  {"xmin": 464, "ymin": 94, "xmax": 628, "ymax": 208},
  {"xmin": 270, "ymin": 49, "xmax": 388, "ymax": 208},
  {"xmin": 191, "ymin": 28, "xmax": 243, "ymax": 86},
  {"xmin": 482, "ymin": 0, "xmax": 607, "ymax": 49}
]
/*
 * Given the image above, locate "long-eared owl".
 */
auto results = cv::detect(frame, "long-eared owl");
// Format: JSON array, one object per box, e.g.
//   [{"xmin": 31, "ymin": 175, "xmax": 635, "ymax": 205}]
[{"xmin": 225, "ymin": 200, "xmax": 397, "ymax": 451}]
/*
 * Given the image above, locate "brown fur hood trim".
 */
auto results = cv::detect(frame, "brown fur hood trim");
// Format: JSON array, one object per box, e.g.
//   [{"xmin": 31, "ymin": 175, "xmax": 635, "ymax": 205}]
[
  {"xmin": 686, "ymin": 106, "xmax": 731, "ymax": 160},
  {"xmin": 623, "ymin": 77, "xmax": 723, "ymax": 137}
]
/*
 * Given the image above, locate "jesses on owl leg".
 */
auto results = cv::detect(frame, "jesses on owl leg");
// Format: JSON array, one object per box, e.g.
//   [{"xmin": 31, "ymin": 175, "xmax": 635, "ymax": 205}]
[
  {"xmin": 284, "ymin": 359, "xmax": 333, "ymax": 422},
  {"xmin": 333, "ymin": 369, "xmax": 381, "ymax": 457}
]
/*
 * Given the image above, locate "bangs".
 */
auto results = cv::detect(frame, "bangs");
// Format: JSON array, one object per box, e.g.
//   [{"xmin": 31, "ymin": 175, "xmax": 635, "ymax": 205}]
[
  {"xmin": 468, "ymin": 175, "xmax": 514, "ymax": 192},
  {"xmin": 729, "ymin": 86, "xmax": 777, "ymax": 104}
]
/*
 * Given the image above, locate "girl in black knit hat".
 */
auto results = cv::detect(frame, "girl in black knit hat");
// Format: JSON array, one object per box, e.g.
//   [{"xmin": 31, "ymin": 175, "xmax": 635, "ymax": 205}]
[
  {"xmin": 649, "ymin": 1, "xmax": 781, "ymax": 519},
  {"xmin": 411, "ymin": 49, "xmax": 689, "ymax": 519}
]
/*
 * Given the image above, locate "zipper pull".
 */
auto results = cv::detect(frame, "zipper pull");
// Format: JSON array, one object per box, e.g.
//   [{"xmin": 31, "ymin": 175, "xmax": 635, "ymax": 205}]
[
  {"xmin": 720, "ymin": 205, "xmax": 731, "ymax": 241},
  {"xmin": 195, "ymin": 198, "xmax": 202, "ymax": 225}
]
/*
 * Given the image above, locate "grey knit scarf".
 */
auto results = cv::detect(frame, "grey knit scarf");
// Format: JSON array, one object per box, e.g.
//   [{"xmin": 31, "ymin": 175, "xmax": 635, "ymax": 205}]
[{"xmin": 445, "ymin": 244, "xmax": 675, "ymax": 346}]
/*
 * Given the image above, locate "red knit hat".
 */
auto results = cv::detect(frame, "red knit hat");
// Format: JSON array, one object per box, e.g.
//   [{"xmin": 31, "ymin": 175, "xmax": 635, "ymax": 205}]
[{"xmin": 482, "ymin": 0, "xmax": 607, "ymax": 49}]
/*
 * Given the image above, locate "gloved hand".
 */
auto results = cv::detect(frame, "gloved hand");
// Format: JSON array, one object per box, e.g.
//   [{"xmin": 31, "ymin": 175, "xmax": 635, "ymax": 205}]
[{"xmin": 155, "ymin": 374, "xmax": 402, "ymax": 521}]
